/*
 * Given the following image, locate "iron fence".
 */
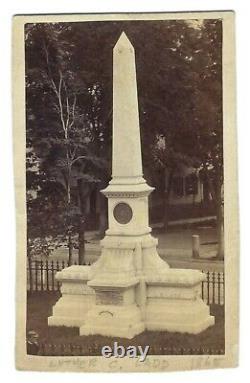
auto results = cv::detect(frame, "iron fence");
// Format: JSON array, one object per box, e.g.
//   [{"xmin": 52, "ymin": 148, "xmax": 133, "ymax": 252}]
[
  {"xmin": 27, "ymin": 260, "xmax": 89, "ymax": 292},
  {"xmin": 27, "ymin": 260, "xmax": 224, "ymax": 305},
  {"xmin": 201, "ymin": 270, "xmax": 224, "ymax": 305}
]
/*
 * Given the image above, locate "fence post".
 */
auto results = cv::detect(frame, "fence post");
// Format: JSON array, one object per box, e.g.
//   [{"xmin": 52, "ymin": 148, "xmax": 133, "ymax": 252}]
[
  {"xmin": 51, "ymin": 261, "xmax": 54, "ymax": 291},
  {"xmin": 192, "ymin": 235, "xmax": 200, "ymax": 258},
  {"xmin": 207, "ymin": 271, "xmax": 210, "ymax": 304},
  {"xmin": 46, "ymin": 260, "xmax": 49, "ymax": 291},
  {"xmin": 28, "ymin": 256, "xmax": 33, "ymax": 292},
  {"xmin": 56, "ymin": 261, "xmax": 60, "ymax": 291},
  {"xmin": 212, "ymin": 272, "xmax": 215, "ymax": 304},
  {"xmin": 35, "ymin": 260, "xmax": 38, "ymax": 291},
  {"xmin": 40, "ymin": 260, "xmax": 44, "ymax": 291},
  {"xmin": 218, "ymin": 272, "xmax": 221, "ymax": 305}
]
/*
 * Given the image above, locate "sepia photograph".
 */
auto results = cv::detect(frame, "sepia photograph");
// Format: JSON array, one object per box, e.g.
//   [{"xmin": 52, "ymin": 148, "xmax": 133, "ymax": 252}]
[{"xmin": 13, "ymin": 11, "xmax": 238, "ymax": 372}]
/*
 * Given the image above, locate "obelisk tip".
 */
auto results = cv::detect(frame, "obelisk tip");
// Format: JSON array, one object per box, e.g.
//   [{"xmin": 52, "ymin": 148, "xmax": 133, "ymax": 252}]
[{"xmin": 114, "ymin": 31, "xmax": 134, "ymax": 51}]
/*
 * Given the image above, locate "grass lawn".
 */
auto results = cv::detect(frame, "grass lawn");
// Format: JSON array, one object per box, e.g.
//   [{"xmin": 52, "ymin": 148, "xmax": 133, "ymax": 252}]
[{"xmin": 27, "ymin": 292, "xmax": 224, "ymax": 356}]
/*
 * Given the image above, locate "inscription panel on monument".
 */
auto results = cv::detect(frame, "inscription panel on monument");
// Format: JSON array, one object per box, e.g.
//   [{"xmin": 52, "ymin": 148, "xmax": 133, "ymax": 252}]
[
  {"xmin": 96, "ymin": 290, "xmax": 123, "ymax": 305},
  {"xmin": 113, "ymin": 202, "xmax": 133, "ymax": 224}
]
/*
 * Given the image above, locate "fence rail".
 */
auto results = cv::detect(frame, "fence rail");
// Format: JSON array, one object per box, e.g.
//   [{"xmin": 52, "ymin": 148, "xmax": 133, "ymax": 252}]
[{"xmin": 27, "ymin": 260, "xmax": 224, "ymax": 305}]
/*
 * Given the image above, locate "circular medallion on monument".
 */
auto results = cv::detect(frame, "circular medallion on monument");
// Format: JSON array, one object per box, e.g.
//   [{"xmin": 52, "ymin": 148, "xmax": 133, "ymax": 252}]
[{"xmin": 113, "ymin": 202, "xmax": 133, "ymax": 224}]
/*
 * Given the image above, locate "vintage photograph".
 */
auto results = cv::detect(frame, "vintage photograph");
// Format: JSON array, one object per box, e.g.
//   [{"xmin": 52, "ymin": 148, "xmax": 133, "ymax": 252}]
[{"xmin": 14, "ymin": 12, "xmax": 238, "ymax": 372}]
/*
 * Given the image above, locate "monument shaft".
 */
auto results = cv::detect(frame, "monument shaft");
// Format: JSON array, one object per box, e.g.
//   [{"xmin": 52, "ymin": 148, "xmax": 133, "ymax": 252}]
[{"xmin": 112, "ymin": 32, "xmax": 142, "ymax": 180}]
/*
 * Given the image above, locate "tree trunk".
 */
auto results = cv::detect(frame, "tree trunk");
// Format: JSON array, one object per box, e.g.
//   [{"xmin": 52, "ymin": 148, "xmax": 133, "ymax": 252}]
[
  {"xmin": 163, "ymin": 168, "xmax": 174, "ymax": 230},
  {"xmin": 78, "ymin": 217, "xmax": 85, "ymax": 265},
  {"xmin": 216, "ymin": 193, "xmax": 224, "ymax": 260},
  {"xmin": 68, "ymin": 233, "xmax": 73, "ymax": 265},
  {"xmin": 99, "ymin": 191, "xmax": 108, "ymax": 238},
  {"xmin": 203, "ymin": 165, "xmax": 224, "ymax": 260},
  {"xmin": 77, "ymin": 178, "xmax": 86, "ymax": 264},
  {"xmin": 212, "ymin": 169, "xmax": 224, "ymax": 260},
  {"xmin": 66, "ymin": 163, "xmax": 73, "ymax": 265}
]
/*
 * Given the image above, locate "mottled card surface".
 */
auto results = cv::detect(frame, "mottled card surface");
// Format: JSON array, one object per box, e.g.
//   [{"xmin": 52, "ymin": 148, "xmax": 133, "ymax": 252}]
[{"xmin": 13, "ymin": 11, "xmax": 238, "ymax": 372}]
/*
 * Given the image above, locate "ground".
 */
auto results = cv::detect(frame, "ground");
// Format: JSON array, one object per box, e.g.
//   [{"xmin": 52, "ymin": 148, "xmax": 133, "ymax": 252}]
[{"xmin": 27, "ymin": 292, "xmax": 225, "ymax": 356}]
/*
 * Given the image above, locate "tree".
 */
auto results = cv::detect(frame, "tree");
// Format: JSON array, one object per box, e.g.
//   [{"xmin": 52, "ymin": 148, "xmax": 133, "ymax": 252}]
[
  {"xmin": 26, "ymin": 23, "xmax": 107, "ymax": 264},
  {"xmin": 136, "ymin": 19, "xmax": 223, "ymax": 257}
]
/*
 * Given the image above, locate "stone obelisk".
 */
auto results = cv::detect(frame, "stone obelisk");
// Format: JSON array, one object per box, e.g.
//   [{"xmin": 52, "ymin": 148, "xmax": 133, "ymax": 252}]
[
  {"xmin": 49, "ymin": 32, "xmax": 214, "ymax": 338},
  {"xmin": 79, "ymin": 32, "xmax": 155, "ymax": 337},
  {"xmin": 112, "ymin": 31, "xmax": 143, "ymax": 181}
]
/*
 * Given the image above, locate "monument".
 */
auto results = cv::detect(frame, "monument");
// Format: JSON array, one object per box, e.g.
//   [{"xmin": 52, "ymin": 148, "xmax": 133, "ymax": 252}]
[{"xmin": 48, "ymin": 32, "xmax": 214, "ymax": 338}]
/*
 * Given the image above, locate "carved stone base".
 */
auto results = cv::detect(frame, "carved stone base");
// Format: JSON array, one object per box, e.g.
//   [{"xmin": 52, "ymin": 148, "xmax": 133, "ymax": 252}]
[
  {"xmin": 48, "ymin": 294, "xmax": 94, "ymax": 327},
  {"xmin": 48, "ymin": 265, "xmax": 94, "ymax": 327},
  {"xmin": 145, "ymin": 268, "xmax": 215, "ymax": 334},
  {"xmin": 146, "ymin": 299, "xmax": 214, "ymax": 334},
  {"xmin": 80, "ymin": 304, "xmax": 145, "ymax": 339},
  {"xmin": 48, "ymin": 243, "xmax": 214, "ymax": 337}
]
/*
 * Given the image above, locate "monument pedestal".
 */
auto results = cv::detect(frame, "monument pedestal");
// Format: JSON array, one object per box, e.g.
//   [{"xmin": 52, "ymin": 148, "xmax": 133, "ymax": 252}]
[
  {"xmin": 80, "ymin": 238, "xmax": 145, "ymax": 338},
  {"xmin": 80, "ymin": 303, "xmax": 145, "ymax": 339},
  {"xmin": 145, "ymin": 269, "xmax": 215, "ymax": 333},
  {"xmin": 48, "ymin": 266, "xmax": 94, "ymax": 327}
]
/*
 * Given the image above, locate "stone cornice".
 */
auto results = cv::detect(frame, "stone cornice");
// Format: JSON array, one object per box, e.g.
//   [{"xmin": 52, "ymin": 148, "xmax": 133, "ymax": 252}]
[
  {"xmin": 55, "ymin": 265, "xmax": 91, "ymax": 282},
  {"xmin": 146, "ymin": 269, "xmax": 206, "ymax": 287},
  {"xmin": 102, "ymin": 190, "xmax": 152, "ymax": 198},
  {"xmin": 101, "ymin": 177, "xmax": 154, "ymax": 198}
]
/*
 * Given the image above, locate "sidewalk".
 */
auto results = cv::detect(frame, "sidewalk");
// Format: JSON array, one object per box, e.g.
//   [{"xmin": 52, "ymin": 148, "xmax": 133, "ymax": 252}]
[{"xmin": 49, "ymin": 225, "xmax": 223, "ymax": 272}]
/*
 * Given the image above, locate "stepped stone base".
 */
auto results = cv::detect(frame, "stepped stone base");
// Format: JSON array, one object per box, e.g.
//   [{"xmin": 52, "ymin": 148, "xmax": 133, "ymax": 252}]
[
  {"xmin": 145, "ymin": 268, "xmax": 215, "ymax": 334},
  {"xmin": 146, "ymin": 299, "xmax": 214, "ymax": 334},
  {"xmin": 48, "ymin": 238, "xmax": 214, "ymax": 338},
  {"xmin": 48, "ymin": 255, "xmax": 214, "ymax": 337},
  {"xmin": 80, "ymin": 304, "xmax": 145, "ymax": 339},
  {"xmin": 48, "ymin": 265, "xmax": 95, "ymax": 327}
]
